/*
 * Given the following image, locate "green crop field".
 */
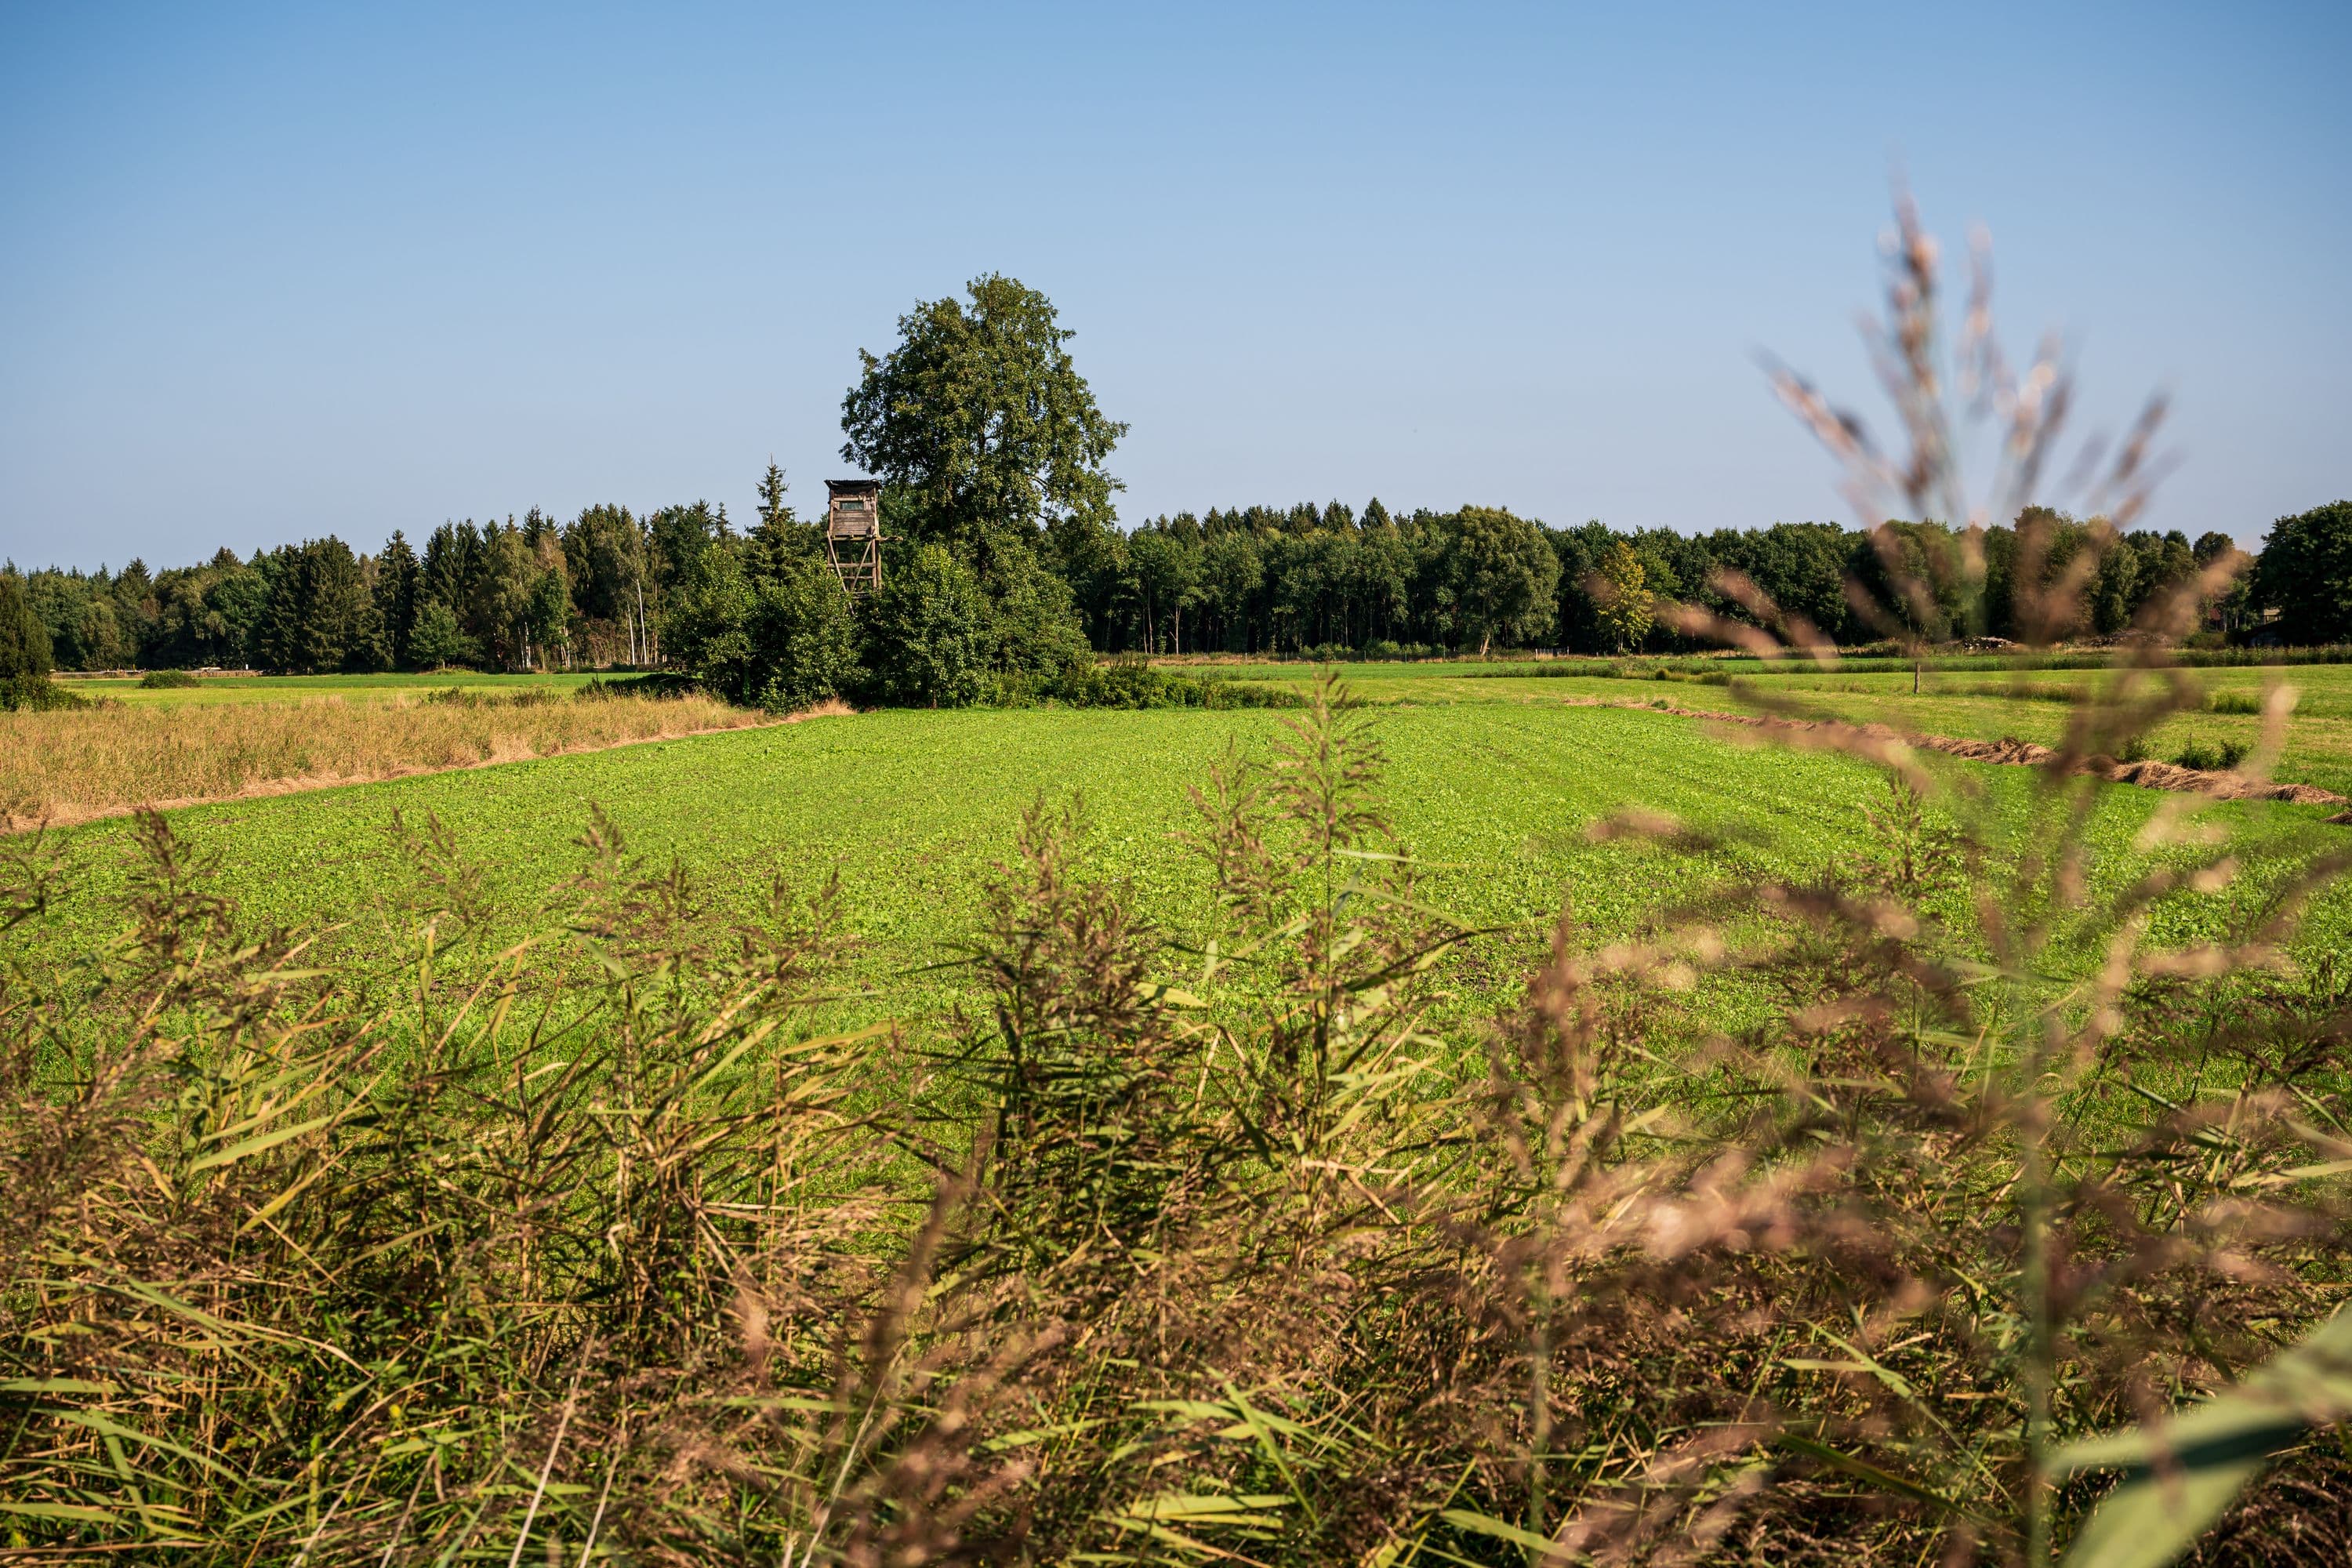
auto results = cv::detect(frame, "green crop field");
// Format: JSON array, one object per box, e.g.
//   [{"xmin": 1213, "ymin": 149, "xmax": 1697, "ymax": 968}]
[
  {"xmin": 32, "ymin": 688, "xmax": 2352, "ymax": 1047},
  {"xmin": 1179, "ymin": 656, "xmax": 2352, "ymax": 799}
]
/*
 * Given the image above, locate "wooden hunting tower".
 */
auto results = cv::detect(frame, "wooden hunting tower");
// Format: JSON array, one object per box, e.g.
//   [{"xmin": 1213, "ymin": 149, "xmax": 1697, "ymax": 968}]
[{"xmin": 824, "ymin": 478, "xmax": 884, "ymax": 596}]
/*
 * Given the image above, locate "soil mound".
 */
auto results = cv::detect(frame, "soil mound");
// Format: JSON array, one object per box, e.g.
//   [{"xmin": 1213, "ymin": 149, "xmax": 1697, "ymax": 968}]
[{"xmin": 1613, "ymin": 699, "xmax": 2349, "ymax": 811}]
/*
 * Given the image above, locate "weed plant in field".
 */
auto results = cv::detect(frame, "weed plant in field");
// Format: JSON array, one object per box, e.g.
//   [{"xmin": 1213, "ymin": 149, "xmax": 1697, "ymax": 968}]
[{"xmin": 2172, "ymin": 738, "xmax": 2252, "ymax": 773}]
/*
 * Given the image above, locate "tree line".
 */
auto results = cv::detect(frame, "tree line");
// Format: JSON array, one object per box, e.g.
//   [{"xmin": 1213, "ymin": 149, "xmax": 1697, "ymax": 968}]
[
  {"xmin": 6, "ymin": 270, "xmax": 2350, "ymax": 710},
  {"xmin": 1049, "ymin": 502, "xmax": 2315, "ymax": 658},
  {"xmin": 7, "ymin": 499, "xmax": 731, "ymax": 677},
  {"xmin": 11, "ymin": 492, "xmax": 2341, "ymax": 674}
]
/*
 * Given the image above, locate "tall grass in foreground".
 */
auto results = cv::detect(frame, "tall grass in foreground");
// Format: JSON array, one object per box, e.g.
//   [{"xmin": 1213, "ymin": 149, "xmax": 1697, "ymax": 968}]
[
  {"xmin": 4, "ymin": 663, "xmax": 2350, "ymax": 1565},
  {"xmin": 0, "ymin": 686, "xmax": 769, "ymax": 829}
]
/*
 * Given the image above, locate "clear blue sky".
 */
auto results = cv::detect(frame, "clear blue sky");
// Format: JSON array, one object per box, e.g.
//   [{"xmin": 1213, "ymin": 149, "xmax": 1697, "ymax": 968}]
[{"xmin": 3, "ymin": 1, "xmax": 2345, "ymax": 571}]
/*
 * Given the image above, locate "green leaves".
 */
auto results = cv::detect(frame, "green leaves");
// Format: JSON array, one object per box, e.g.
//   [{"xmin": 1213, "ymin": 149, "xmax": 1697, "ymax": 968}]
[
  {"xmin": 860, "ymin": 543, "xmax": 995, "ymax": 708},
  {"xmin": 840, "ymin": 274, "xmax": 1128, "ymax": 561},
  {"xmin": 2051, "ymin": 1310, "xmax": 2352, "ymax": 1568}
]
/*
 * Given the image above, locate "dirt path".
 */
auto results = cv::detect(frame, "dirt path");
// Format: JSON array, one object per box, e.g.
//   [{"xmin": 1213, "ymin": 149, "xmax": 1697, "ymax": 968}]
[{"xmin": 1581, "ymin": 696, "xmax": 2350, "ymax": 815}]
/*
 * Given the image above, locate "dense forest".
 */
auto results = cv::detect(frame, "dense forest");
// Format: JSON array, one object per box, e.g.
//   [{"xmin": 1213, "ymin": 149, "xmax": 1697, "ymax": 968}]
[
  {"xmin": 6, "ymin": 271, "xmax": 2349, "ymax": 709},
  {"xmin": 6, "ymin": 494, "xmax": 2336, "ymax": 674}
]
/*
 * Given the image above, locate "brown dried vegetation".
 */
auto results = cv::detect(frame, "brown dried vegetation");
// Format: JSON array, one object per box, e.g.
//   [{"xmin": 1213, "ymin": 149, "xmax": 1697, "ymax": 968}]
[{"xmin": 0, "ymin": 685, "xmax": 772, "ymax": 831}]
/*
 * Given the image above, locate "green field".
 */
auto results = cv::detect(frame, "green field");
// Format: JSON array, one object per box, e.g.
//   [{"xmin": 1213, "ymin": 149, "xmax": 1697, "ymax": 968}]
[
  {"xmin": 55, "ymin": 659, "xmax": 2352, "ymax": 803},
  {"xmin": 35, "ymin": 688, "xmax": 2352, "ymax": 1047},
  {"xmin": 1179, "ymin": 656, "xmax": 2352, "ymax": 799}
]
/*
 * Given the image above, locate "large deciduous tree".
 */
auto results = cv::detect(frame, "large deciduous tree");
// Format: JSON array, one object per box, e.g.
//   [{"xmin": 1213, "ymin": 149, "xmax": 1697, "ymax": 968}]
[
  {"xmin": 561, "ymin": 505, "xmax": 654, "ymax": 666},
  {"xmin": 840, "ymin": 275, "xmax": 1127, "ymax": 574},
  {"xmin": 2253, "ymin": 501, "xmax": 2352, "ymax": 645},
  {"xmin": 1593, "ymin": 540, "xmax": 1654, "ymax": 653},
  {"xmin": 1445, "ymin": 506, "xmax": 1560, "ymax": 655}
]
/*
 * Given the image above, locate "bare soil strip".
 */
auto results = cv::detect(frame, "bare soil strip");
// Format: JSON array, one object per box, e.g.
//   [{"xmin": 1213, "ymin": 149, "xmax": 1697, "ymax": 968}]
[{"xmin": 1593, "ymin": 696, "xmax": 2347, "ymax": 808}]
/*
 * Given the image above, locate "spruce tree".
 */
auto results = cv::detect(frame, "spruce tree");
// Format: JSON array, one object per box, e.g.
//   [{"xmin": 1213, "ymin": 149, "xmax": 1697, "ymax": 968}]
[
  {"xmin": 375, "ymin": 531, "xmax": 421, "ymax": 669},
  {"xmin": 746, "ymin": 463, "xmax": 821, "ymax": 579},
  {"xmin": 0, "ymin": 572, "xmax": 55, "ymax": 681}
]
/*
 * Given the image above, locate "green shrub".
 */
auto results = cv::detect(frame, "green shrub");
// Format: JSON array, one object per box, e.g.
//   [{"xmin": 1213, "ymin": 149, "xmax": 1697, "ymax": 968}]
[
  {"xmin": 2172, "ymin": 736, "xmax": 2250, "ymax": 771},
  {"xmin": 858, "ymin": 543, "xmax": 996, "ymax": 708},
  {"xmin": 138, "ymin": 669, "xmax": 200, "ymax": 689},
  {"xmin": 1198, "ymin": 677, "xmax": 1305, "ymax": 710},
  {"xmin": 985, "ymin": 547, "xmax": 1094, "ymax": 682},
  {"xmin": 1026, "ymin": 659, "xmax": 1304, "ymax": 710},
  {"xmin": 573, "ymin": 673, "xmax": 688, "ymax": 701},
  {"xmin": 666, "ymin": 546, "xmax": 860, "ymax": 713},
  {"xmin": 2208, "ymin": 690, "xmax": 2264, "ymax": 714},
  {"xmin": 743, "ymin": 560, "xmax": 862, "ymax": 712},
  {"xmin": 0, "ymin": 675, "xmax": 83, "ymax": 711},
  {"xmin": 423, "ymin": 684, "xmax": 564, "ymax": 710}
]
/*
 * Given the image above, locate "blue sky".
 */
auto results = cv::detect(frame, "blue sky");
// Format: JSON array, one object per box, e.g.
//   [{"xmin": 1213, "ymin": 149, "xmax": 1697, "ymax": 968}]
[{"xmin": 3, "ymin": 1, "xmax": 2346, "ymax": 570}]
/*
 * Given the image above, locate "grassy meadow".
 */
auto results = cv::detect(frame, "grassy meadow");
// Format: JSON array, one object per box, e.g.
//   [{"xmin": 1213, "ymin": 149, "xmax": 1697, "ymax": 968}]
[
  {"xmin": 12, "ymin": 662, "xmax": 2352, "ymax": 1565},
  {"xmin": 25, "ymin": 688, "xmax": 2349, "ymax": 1033}
]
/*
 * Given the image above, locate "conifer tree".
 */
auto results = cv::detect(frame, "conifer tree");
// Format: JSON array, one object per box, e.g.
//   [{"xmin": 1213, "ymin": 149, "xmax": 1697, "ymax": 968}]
[
  {"xmin": 0, "ymin": 572, "xmax": 54, "ymax": 681},
  {"xmin": 374, "ymin": 531, "xmax": 421, "ymax": 669}
]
